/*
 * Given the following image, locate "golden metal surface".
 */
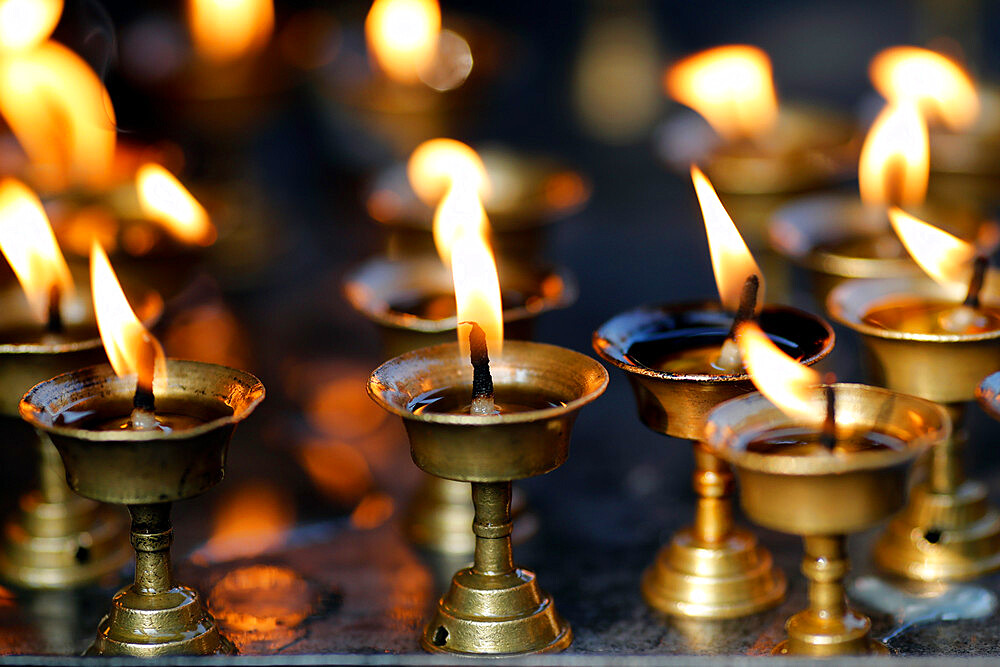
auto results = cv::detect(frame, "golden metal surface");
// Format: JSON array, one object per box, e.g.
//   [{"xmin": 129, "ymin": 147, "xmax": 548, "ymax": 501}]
[
  {"xmin": 830, "ymin": 278, "xmax": 1000, "ymax": 580},
  {"xmin": 706, "ymin": 383, "xmax": 948, "ymax": 655},
  {"xmin": 368, "ymin": 341, "xmax": 606, "ymax": 655},
  {"xmin": 348, "ymin": 264, "xmax": 575, "ymax": 553},
  {"xmin": 593, "ymin": 302, "xmax": 833, "ymax": 618},
  {"xmin": 20, "ymin": 360, "xmax": 264, "ymax": 656},
  {"xmin": 0, "ymin": 282, "xmax": 161, "ymax": 589}
]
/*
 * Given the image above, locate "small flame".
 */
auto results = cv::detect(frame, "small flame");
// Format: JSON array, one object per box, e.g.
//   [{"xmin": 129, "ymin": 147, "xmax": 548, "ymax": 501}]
[
  {"xmin": 188, "ymin": 0, "xmax": 274, "ymax": 64},
  {"xmin": 365, "ymin": 0, "xmax": 441, "ymax": 85},
  {"xmin": 738, "ymin": 322, "xmax": 821, "ymax": 424},
  {"xmin": 858, "ymin": 102, "xmax": 929, "ymax": 207},
  {"xmin": 432, "ymin": 182, "xmax": 488, "ymax": 267},
  {"xmin": 90, "ymin": 241, "xmax": 166, "ymax": 393},
  {"xmin": 0, "ymin": 40, "xmax": 116, "ymax": 190},
  {"xmin": 870, "ymin": 46, "xmax": 979, "ymax": 131},
  {"xmin": 889, "ymin": 207, "xmax": 975, "ymax": 290},
  {"xmin": 0, "ymin": 0, "xmax": 62, "ymax": 53},
  {"xmin": 136, "ymin": 163, "xmax": 215, "ymax": 245},
  {"xmin": 451, "ymin": 225, "xmax": 502, "ymax": 359},
  {"xmin": 0, "ymin": 178, "xmax": 73, "ymax": 323},
  {"xmin": 691, "ymin": 165, "xmax": 763, "ymax": 312},
  {"xmin": 406, "ymin": 138, "xmax": 490, "ymax": 207},
  {"xmin": 665, "ymin": 45, "xmax": 779, "ymax": 141}
]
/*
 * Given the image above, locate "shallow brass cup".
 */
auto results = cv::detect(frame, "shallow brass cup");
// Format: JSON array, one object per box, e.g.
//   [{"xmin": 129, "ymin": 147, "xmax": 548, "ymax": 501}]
[{"xmin": 706, "ymin": 383, "xmax": 948, "ymax": 656}]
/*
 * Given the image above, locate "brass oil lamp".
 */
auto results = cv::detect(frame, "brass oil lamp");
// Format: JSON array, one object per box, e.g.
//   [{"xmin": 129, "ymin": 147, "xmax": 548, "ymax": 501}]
[
  {"xmin": 346, "ymin": 169, "xmax": 575, "ymax": 555},
  {"xmin": 368, "ymin": 340, "xmax": 607, "ymax": 655},
  {"xmin": 0, "ymin": 181, "xmax": 163, "ymax": 590},
  {"xmin": 367, "ymin": 139, "xmax": 590, "ymax": 262},
  {"xmin": 369, "ymin": 216, "xmax": 607, "ymax": 655},
  {"xmin": 705, "ymin": 329, "xmax": 949, "ymax": 655},
  {"xmin": 770, "ymin": 77, "xmax": 991, "ymax": 305},
  {"xmin": 19, "ymin": 245, "xmax": 265, "ymax": 656},
  {"xmin": 592, "ymin": 167, "xmax": 834, "ymax": 619},
  {"xmin": 828, "ymin": 210, "xmax": 1000, "ymax": 581}
]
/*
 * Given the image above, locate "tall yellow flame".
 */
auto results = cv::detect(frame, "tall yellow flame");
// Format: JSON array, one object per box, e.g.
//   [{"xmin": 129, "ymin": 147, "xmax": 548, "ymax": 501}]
[
  {"xmin": 691, "ymin": 165, "xmax": 763, "ymax": 312},
  {"xmin": 91, "ymin": 241, "xmax": 165, "ymax": 390},
  {"xmin": 432, "ymin": 181, "xmax": 488, "ymax": 267},
  {"xmin": 738, "ymin": 322, "xmax": 821, "ymax": 424},
  {"xmin": 365, "ymin": 0, "xmax": 441, "ymax": 85},
  {"xmin": 0, "ymin": 0, "xmax": 62, "ymax": 53},
  {"xmin": 136, "ymin": 164, "xmax": 215, "ymax": 246},
  {"xmin": 888, "ymin": 207, "xmax": 975, "ymax": 291},
  {"xmin": 0, "ymin": 178, "xmax": 73, "ymax": 322},
  {"xmin": 870, "ymin": 46, "xmax": 979, "ymax": 131},
  {"xmin": 858, "ymin": 103, "xmax": 929, "ymax": 207},
  {"xmin": 188, "ymin": 0, "xmax": 274, "ymax": 64},
  {"xmin": 452, "ymin": 224, "xmax": 502, "ymax": 360},
  {"xmin": 406, "ymin": 138, "xmax": 490, "ymax": 207},
  {"xmin": 665, "ymin": 45, "xmax": 779, "ymax": 141}
]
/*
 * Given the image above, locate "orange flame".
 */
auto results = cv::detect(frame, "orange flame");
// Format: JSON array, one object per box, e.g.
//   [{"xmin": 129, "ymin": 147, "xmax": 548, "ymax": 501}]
[
  {"xmin": 451, "ymin": 214, "xmax": 502, "ymax": 359},
  {"xmin": 188, "ymin": 0, "xmax": 274, "ymax": 64},
  {"xmin": 858, "ymin": 102, "xmax": 929, "ymax": 207},
  {"xmin": 738, "ymin": 322, "xmax": 821, "ymax": 424},
  {"xmin": 0, "ymin": 5, "xmax": 115, "ymax": 191},
  {"xmin": 870, "ymin": 46, "xmax": 979, "ymax": 131},
  {"xmin": 0, "ymin": 178, "xmax": 73, "ymax": 323},
  {"xmin": 406, "ymin": 138, "xmax": 490, "ymax": 207},
  {"xmin": 889, "ymin": 207, "xmax": 975, "ymax": 291},
  {"xmin": 665, "ymin": 45, "xmax": 779, "ymax": 141},
  {"xmin": 90, "ymin": 241, "xmax": 165, "ymax": 393},
  {"xmin": 0, "ymin": 0, "xmax": 62, "ymax": 53},
  {"xmin": 365, "ymin": 0, "xmax": 441, "ymax": 85},
  {"xmin": 136, "ymin": 163, "xmax": 215, "ymax": 246},
  {"xmin": 691, "ymin": 165, "xmax": 763, "ymax": 312}
]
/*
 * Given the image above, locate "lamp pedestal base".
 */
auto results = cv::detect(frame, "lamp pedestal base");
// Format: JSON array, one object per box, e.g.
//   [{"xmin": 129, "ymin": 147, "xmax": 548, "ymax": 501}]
[{"xmin": 874, "ymin": 480, "xmax": 1000, "ymax": 581}]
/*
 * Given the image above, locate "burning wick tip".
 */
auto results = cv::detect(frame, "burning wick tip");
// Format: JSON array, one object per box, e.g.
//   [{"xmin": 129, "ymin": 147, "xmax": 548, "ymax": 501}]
[
  {"xmin": 462, "ymin": 321, "xmax": 496, "ymax": 415},
  {"xmin": 46, "ymin": 284, "xmax": 62, "ymax": 335},
  {"xmin": 822, "ymin": 374, "xmax": 837, "ymax": 452},
  {"xmin": 717, "ymin": 275, "xmax": 760, "ymax": 372},
  {"xmin": 130, "ymin": 381, "xmax": 156, "ymax": 431},
  {"xmin": 964, "ymin": 255, "xmax": 989, "ymax": 310},
  {"xmin": 940, "ymin": 256, "xmax": 990, "ymax": 333}
]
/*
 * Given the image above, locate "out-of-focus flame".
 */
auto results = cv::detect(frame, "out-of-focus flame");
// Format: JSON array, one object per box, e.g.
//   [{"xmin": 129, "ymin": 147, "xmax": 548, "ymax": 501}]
[
  {"xmin": 665, "ymin": 45, "xmax": 779, "ymax": 141},
  {"xmin": 889, "ymin": 207, "xmax": 975, "ymax": 291},
  {"xmin": 188, "ymin": 0, "xmax": 274, "ymax": 64},
  {"xmin": 858, "ymin": 103, "xmax": 929, "ymax": 207},
  {"xmin": 136, "ymin": 163, "xmax": 215, "ymax": 245},
  {"xmin": 432, "ymin": 182, "xmax": 488, "ymax": 267},
  {"xmin": 691, "ymin": 165, "xmax": 763, "ymax": 312},
  {"xmin": 365, "ymin": 0, "xmax": 441, "ymax": 85},
  {"xmin": 193, "ymin": 482, "xmax": 293, "ymax": 564},
  {"xmin": 452, "ymin": 221, "xmax": 502, "ymax": 359},
  {"xmin": 90, "ymin": 241, "xmax": 165, "ymax": 392},
  {"xmin": 870, "ymin": 46, "xmax": 979, "ymax": 131},
  {"xmin": 0, "ymin": 178, "xmax": 72, "ymax": 322},
  {"xmin": 407, "ymin": 138, "xmax": 490, "ymax": 207},
  {"xmin": 0, "ymin": 0, "xmax": 62, "ymax": 53},
  {"xmin": 738, "ymin": 322, "xmax": 821, "ymax": 424}
]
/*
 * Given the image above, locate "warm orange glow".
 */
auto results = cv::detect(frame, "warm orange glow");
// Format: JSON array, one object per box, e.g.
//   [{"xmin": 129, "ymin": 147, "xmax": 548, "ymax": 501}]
[
  {"xmin": 365, "ymin": 0, "xmax": 441, "ymax": 85},
  {"xmin": 665, "ymin": 45, "xmax": 779, "ymax": 141},
  {"xmin": 452, "ymin": 222, "xmax": 502, "ymax": 359},
  {"xmin": 858, "ymin": 102, "xmax": 929, "ymax": 207},
  {"xmin": 870, "ymin": 46, "xmax": 979, "ymax": 131},
  {"xmin": 432, "ymin": 181, "xmax": 489, "ymax": 266},
  {"xmin": 691, "ymin": 165, "xmax": 763, "ymax": 312},
  {"xmin": 407, "ymin": 138, "xmax": 490, "ymax": 207},
  {"xmin": 90, "ymin": 241, "xmax": 165, "ymax": 391},
  {"xmin": 0, "ymin": 38, "xmax": 115, "ymax": 190},
  {"xmin": 0, "ymin": 0, "xmax": 62, "ymax": 53},
  {"xmin": 0, "ymin": 178, "xmax": 73, "ymax": 323},
  {"xmin": 738, "ymin": 322, "xmax": 821, "ymax": 424},
  {"xmin": 889, "ymin": 207, "xmax": 976, "ymax": 291},
  {"xmin": 193, "ymin": 482, "xmax": 293, "ymax": 564},
  {"xmin": 136, "ymin": 163, "xmax": 215, "ymax": 245},
  {"xmin": 188, "ymin": 0, "xmax": 274, "ymax": 64}
]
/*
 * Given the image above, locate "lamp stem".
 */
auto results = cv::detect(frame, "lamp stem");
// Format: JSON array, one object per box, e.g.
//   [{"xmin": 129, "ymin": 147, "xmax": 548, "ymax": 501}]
[
  {"xmin": 36, "ymin": 432, "xmax": 70, "ymax": 504},
  {"xmin": 692, "ymin": 442, "xmax": 734, "ymax": 543},
  {"xmin": 802, "ymin": 534, "xmax": 848, "ymax": 619},
  {"xmin": 128, "ymin": 503, "xmax": 174, "ymax": 595},
  {"xmin": 929, "ymin": 404, "xmax": 967, "ymax": 494},
  {"xmin": 470, "ymin": 482, "xmax": 514, "ymax": 576}
]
